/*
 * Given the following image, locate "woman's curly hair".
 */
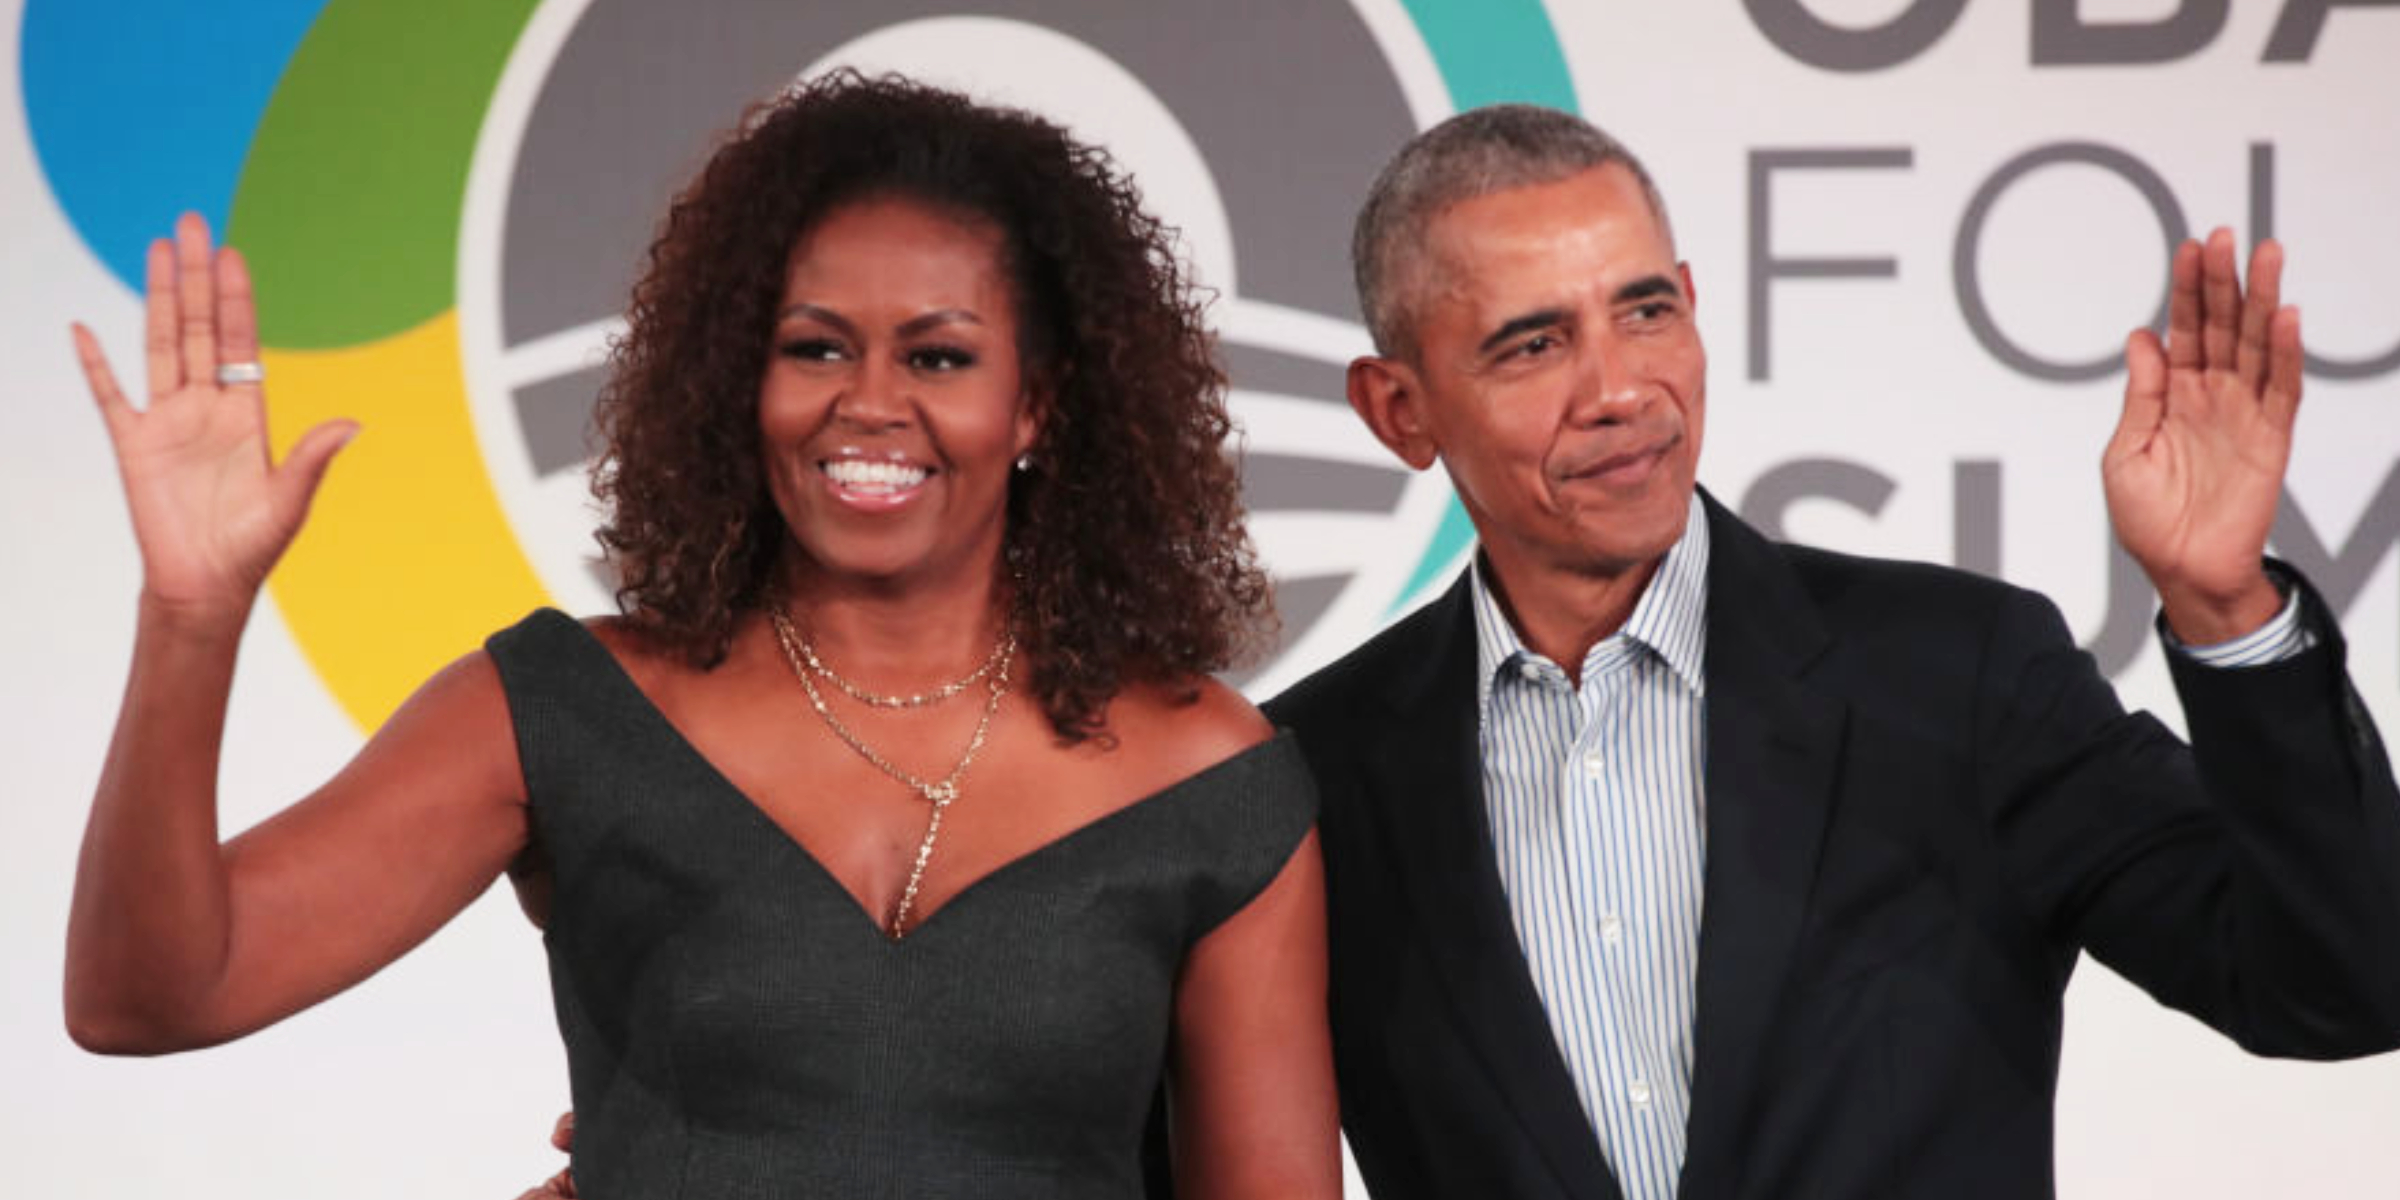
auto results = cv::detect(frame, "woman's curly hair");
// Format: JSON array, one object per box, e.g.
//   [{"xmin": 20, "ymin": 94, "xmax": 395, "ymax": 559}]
[{"xmin": 593, "ymin": 71, "xmax": 1272, "ymax": 742}]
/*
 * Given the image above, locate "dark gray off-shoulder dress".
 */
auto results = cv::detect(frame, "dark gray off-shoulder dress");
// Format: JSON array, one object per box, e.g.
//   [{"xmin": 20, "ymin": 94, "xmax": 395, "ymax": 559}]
[{"xmin": 486, "ymin": 609, "xmax": 1318, "ymax": 1200}]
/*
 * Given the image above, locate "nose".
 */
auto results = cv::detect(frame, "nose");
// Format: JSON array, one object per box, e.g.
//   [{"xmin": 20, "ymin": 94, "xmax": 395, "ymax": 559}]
[
  {"xmin": 1567, "ymin": 334, "xmax": 1649, "ymax": 426},
  {"xmin": 832, "ymin": 352, "xmax": 912, "ymax": 429}
]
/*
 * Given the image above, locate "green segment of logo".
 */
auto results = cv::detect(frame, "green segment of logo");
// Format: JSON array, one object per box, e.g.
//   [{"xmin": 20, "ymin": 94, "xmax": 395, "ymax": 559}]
[
  {"xmin": 229, "ymin": 0, "xmax": 543, "ymax": 349},
  {"xmin": 1391, "ymin": 0, "xmax": 1577, "ymax": 609}
]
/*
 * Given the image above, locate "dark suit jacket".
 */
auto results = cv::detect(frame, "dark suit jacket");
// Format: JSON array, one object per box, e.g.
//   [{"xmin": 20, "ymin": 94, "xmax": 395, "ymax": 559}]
[{"xmin": 1261, "ymin": 493, "xmax": 2400, "ymax": 1200}]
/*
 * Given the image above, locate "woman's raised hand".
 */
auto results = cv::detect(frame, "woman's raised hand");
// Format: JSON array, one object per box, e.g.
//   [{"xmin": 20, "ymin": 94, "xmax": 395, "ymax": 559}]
[
  {"xmin": 72, "ymin": 212, "xmax": 355, "ymax": 624},
  {"xmin": 63, "ymin": 226, "xmax": 529, "ymax": 1061}
]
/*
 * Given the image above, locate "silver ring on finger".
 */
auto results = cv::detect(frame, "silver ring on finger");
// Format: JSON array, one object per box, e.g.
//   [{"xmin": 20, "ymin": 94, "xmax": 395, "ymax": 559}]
[{"xmin": 215, "ymin": 361, "xmax": 265, "ymax": 386}]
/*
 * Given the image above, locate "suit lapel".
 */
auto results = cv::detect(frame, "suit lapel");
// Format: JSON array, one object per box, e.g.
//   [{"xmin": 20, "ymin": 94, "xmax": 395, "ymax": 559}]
[
  {"xmin": 1365, "ymin": 575, "xmax": 1625, "ymax": 1200},
  {"xmin": 1675, "ymin": 496, "xmax": 1848, "ymax": 1200}
]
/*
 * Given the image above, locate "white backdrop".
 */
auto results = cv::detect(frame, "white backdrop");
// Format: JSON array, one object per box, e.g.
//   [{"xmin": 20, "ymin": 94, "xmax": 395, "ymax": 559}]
[{"xmin": 5, "ymin": 1, "xmax": 2398, "ymax": 1196}]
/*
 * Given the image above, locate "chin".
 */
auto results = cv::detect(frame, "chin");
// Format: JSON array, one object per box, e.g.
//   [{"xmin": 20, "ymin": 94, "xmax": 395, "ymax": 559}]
[
  {"xmin": 1578, "ymin": 501, "xmax": 1691, "ymax": 570},
  {"xmin": 789, "ymin": 537, "xmax": 930, "ymax": 584}
]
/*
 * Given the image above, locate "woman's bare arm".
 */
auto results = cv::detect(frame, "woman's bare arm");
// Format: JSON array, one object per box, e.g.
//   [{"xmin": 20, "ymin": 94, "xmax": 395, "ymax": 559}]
[
  {"xmin": 63, "ymin": 214, "xmax": 530, "ymax": 1053},
  {"xmin": 1170, "ymin": 828, "xmax": 1340, "ymax": 1199}
]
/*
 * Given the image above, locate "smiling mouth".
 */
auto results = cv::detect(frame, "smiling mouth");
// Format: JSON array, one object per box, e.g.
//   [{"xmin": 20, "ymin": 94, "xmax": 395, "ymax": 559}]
[
  {"xmin": 820, "ymin": 458, "xmax": 933, "ymax": 498},
  {"xmin": 1568, "ymin": 438, "xmax": 1674, "ymax": 485}
]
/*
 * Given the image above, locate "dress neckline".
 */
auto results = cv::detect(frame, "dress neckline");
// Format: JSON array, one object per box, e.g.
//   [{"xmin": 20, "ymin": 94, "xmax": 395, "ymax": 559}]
[{"xmin": 540, "ymin": 610, "xmax": 1294, "ymax": 944}]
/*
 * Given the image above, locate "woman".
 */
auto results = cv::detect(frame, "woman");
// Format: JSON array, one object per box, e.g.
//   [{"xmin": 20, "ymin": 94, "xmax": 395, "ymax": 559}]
[{"xmin": 65, "ymin": 73, "xmax": 1337, "ymax": 1198}]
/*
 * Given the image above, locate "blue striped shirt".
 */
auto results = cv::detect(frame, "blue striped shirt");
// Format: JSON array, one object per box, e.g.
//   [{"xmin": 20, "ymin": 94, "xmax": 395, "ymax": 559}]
[
  {"xmin": 1468, "ymin": 496, "xmax": 2307, "ymax": 1200},
  {"xmin": 1471, "ymin": 495, "xmax": 1712, "ymax": 1200},
  {"xmin": 2163, "ymin": 571, "xmax": 2314, "ymax": 664}
]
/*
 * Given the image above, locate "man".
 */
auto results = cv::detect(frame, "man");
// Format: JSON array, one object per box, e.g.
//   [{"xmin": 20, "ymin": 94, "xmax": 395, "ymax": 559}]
[{"xmin": 1258, "ymin": 104, "xmax": 2400, "ymax": 1199}]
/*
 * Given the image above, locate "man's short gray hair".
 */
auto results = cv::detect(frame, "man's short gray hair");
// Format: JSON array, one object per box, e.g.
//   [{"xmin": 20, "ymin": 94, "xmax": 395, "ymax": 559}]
[{"xmin": 1352, "ymin": 104, "xmax": 1670, "ymax": 360}]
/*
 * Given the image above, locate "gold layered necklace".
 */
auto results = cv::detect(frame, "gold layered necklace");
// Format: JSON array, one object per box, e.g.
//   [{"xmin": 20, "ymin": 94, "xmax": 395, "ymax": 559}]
[
  {"xmin": 790, "ymin": 623, "xmax": 1011, "ymax": 709},
  {"xmin": 768, "ymin": 604, "xmax": 1016, "ymax": 940}
]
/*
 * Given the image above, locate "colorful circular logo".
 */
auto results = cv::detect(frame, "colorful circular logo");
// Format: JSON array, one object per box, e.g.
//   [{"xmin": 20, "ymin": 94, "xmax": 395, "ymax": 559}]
[{"xmin": 25, "ymin": 0, "xmax": 1575, "ymax": 728}]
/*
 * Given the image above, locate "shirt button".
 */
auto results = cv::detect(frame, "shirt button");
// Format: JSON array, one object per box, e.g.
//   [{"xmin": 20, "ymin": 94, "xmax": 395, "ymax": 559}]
[
  {"xmin": 1518, "ymin": 661, "xmax": 1544, "ymax": 682},
  {"xmin": 1598, "ymin": 913, "xmax": 1624, "ymax": 945},
  {"xmin": 1629, "ymin": 1079, "xmax": 1654, "ymax": 1108},
  {"xmin": 1581, "ymin": 750, "xmax": 1605, "ymax": 778}
]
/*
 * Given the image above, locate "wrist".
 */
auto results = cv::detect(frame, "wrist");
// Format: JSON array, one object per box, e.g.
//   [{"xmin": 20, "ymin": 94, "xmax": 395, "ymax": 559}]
[
  {"xmin": 136, "ymin": 586, "xmax": 255, "ymax": 643},
  {"xmin": 2156, "ymin": 571, "xmax": 2283, "ymax": 647}
]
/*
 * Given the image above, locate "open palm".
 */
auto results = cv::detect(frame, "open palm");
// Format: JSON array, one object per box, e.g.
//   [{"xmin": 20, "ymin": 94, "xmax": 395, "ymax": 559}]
[
  {"xmin": 2103, "ymin": 228, "xmax": 2300, "ymax": 643},
  {"xmin": 73, "ymin": 214, "xmax": 354, "ymax": 620}
]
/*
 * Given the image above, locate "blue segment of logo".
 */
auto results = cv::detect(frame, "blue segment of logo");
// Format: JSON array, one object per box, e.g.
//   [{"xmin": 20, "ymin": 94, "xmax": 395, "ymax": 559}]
[
  {"xmin": 1402, "ymin": 0, "xmax": 1579, "ymax": 112},
  {"xmin": 1389, "ymin": 0, "xmax": 1578, "ymax": 611},
  {"xmin": 20, "ymin": 0, "xmax": 330, "ymax": 290},
  {"xmin": 1396, "ymin": 501, "xmax": 1481, "ymax": 612}
]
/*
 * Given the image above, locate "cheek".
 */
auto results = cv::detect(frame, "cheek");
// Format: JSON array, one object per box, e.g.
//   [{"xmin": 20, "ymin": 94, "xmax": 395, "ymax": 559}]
[
  {"xmin": 949, "ymin": 386, "xmax": 1033, "ymax": 457},
  {"xmin": 760, "ymin": 381, "xmax": 852, "ymax": 468},
  {"xmin": 1678, "ymin": 376, "xmax": 1707, "ymax": 465},
  {"xmin": 1428, "ymin": 416, "xmax": 1531, "ymax": 509},
  {"xmin": 755, "ymin": 377, "xmax": 809, "ymax": 441},
  {"xmin": 1483, "ymin": 398, "xmax": 1563, "ymax": 477},
  {"xmin": 1452, "ymin": 427, "xmax": 1552, "ymax": 514},
  {"xmin": 1666, "ymin": 340, "xmax": 1707, "ymax": 424}
]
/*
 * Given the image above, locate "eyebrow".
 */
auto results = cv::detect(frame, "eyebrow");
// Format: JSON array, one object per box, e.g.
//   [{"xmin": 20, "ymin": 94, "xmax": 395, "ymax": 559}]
[
  {"xmin": 898, "ymin": 309, "xmax": 984, "ymax": 337},
  {"xmin": 777, "ymin": 303, "xmax": 853, "ymax": 337},
  {"xmin": 1477, "ymin": 308, "xmax": 1570, "ymax": 356},
  {"xmin": 1472, "ymin": 274, "xmax": 1684, "ymax": 356},
  {"xmin": 1613, "ymin": 274, "xmax": 1683, "ymax": 306},
  {"xmin": 775, "ymin": 304, "xmax": 986, "ymax": 337}
]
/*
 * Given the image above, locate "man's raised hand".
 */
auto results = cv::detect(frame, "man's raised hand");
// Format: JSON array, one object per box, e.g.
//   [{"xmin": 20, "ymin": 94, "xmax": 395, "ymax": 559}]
[{"xmin": 2104, "ymin": 227, "xmax": 2300, "ymax": 645}]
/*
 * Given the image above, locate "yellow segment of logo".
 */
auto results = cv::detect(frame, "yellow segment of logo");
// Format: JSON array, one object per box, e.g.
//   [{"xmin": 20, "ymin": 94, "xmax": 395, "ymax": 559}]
[{"xmin": 265, "ymin": 312, "xmax": 552, "ymax": 731}]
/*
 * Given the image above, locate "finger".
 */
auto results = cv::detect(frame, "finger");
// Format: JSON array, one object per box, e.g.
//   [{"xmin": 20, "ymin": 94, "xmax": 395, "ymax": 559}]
[
  {"xmin": 213, "ymin": 248, "xmax": 267, "ymax": 463},
  {"xmin": 550, "ymin": 1111, "xmax": 574, "ymax": 1152},
  {"xmin": 2234, "ymin": 238, "xmax": 2283, "ymax": 391},
  {"xmin": 143, "ymin": 238, "xmax": 179, "ymax": 398},
  {"xmin": 2112, "ymin": 327, "xmax": 2166, "ymax": 458},
  {"xmin": 71, "ymin": 323, "xmax": 135, "ymax": 432},
  {"xmin": 273, "ymin": 419, "xmax": 360, "ymax": 518},
  {"xmin": 2198, "ymin": 227, "xmax": 2240, "ymax": 372},
  {"xmin": 215, "ymin": 246, "xmax": 262, "ymax": 388},
  {"xmin": 174, "ymin": 212, "xmax": 219, "ymax": 390},
  {"xmin": 2264, "ymin": 305, "xmax": 2303, "ymax": 429},
  {"xmin": 2163, "ymin": 238, "xmax": 2203, "ymax": 374},
  {"xmin": 521, "ymin": 1168, "xmax": 575, "ymax": 1199}
]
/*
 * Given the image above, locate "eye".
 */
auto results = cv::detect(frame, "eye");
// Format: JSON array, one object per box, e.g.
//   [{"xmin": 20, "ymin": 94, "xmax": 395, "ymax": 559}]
[
  {"xmin": 779, "ymin": 337, "xmax": 846, "ymax": 363},
  {"xmin": 907, "ymin": 345, "xmax": 978, "ymax": 373},
  {"xmin": 1502, "ymin": 332, "xmax": 1563, "ymax": 362},
  {"xmin": 1626, "ymin": 299, "xmax": 1681, "ymax": 326}
]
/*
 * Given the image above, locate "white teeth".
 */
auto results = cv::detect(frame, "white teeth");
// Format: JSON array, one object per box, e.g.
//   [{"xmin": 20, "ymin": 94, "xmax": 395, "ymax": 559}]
[{"xmin": 821, "ymin": 459, "xmax": 931, "ymax": 491}]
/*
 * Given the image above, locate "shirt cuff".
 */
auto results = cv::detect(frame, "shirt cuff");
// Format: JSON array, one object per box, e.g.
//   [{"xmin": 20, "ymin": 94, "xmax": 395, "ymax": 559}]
[{"xmin": 2163, "ymin": 575, "xmax": 2316, "ymax": 667}]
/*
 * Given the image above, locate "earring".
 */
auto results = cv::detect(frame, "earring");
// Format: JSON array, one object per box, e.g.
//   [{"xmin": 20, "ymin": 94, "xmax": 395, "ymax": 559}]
[{"xmin": 1014, "ymin": 453, "xmax": 1034, "ymax": 472}]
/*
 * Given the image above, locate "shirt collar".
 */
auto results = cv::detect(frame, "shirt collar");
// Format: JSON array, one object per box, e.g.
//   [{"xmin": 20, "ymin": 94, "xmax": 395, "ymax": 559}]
[{"xmin": 1470, "ymin": 492, "xmax": 1711, "ymax": 711}]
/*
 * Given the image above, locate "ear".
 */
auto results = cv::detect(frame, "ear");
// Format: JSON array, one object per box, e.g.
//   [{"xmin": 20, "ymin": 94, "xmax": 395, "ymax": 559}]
[
  {"xmin": 1679, "ymin": 262, "xmax": 1698, "ymax": 312},
  {"xmin": 1346, "ymin": 355, "xmax": 1441, "ymax": 471},
  {"xmin": 1012, "ymin": 371, "xmax": 1052, "ymax": 460}
]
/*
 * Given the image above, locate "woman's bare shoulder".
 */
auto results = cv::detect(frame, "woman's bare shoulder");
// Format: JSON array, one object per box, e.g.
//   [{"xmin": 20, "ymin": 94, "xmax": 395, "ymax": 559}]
[
  {"xmin": 580, "ymin": 612, "xmax": 642, "ymax": 656},
  {"xmin": 578, "ymin": 613, "xmax": 694, "ymax": 691},
  {"xmin": 1103, "ymin": 676, "xmax": 1275, "ymax": 781}
]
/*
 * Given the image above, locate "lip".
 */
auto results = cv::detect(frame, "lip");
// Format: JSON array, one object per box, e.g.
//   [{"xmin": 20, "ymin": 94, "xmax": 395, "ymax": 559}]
[
  {"xmin": 816, "ymin": 448, "xmax": 937, "ymax": 513},
  {"xmin": 1562, "ymin": 435, "xmax": 1675, "ymax": 488}
]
